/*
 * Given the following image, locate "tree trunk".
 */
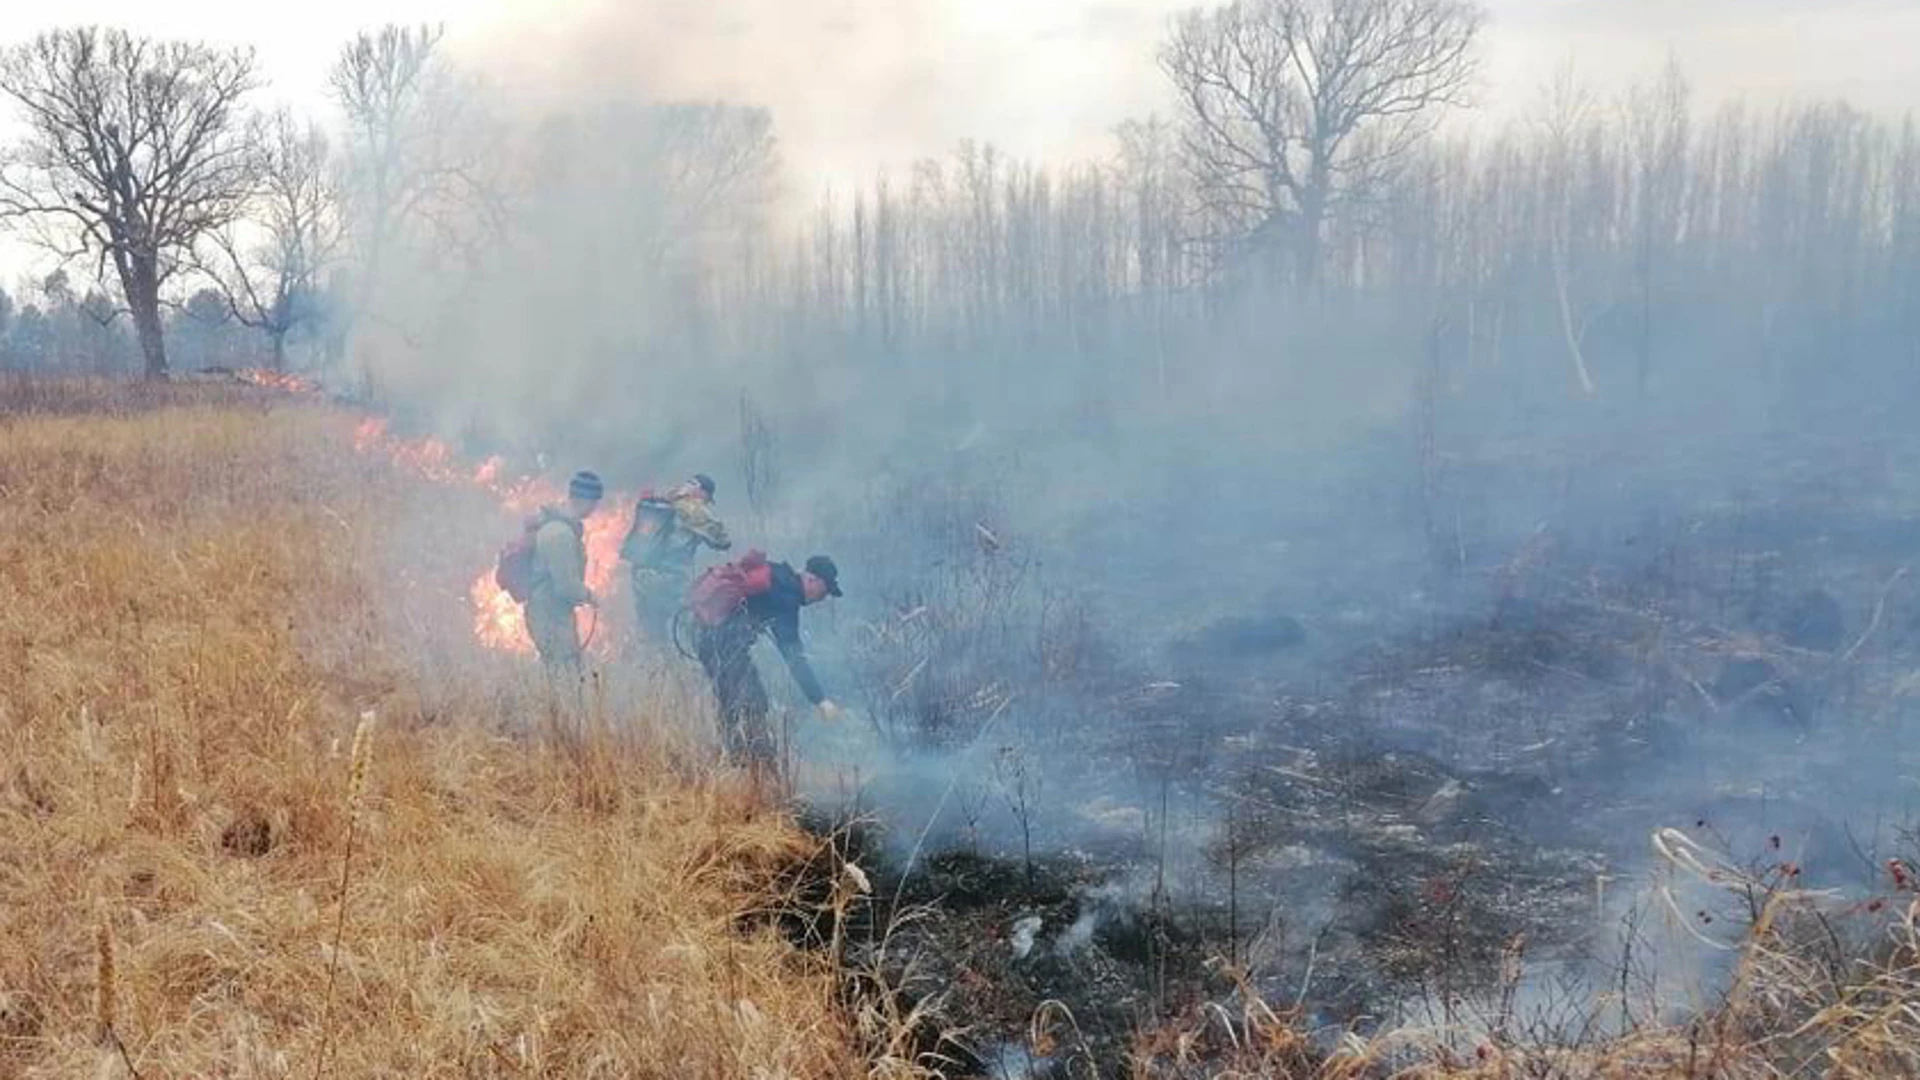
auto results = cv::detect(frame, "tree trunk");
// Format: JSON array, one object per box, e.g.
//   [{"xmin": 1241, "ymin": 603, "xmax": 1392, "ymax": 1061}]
[
  {"xmin": 1637, "ymin": 262, "xmax": 1652, "ymax": 401},
  {"xmin": 1297, "ymin": 179, "xmax": 1329, "ymax": 294},
  {"xmin": 1551, "ymin": 234, "xmax": 1596, "ymax": 396},
  {"xmin": 1637, "ymin": 215, "xmax": 1655, "ymax": 402},
  {"xmin": 125, "ymin": 257, "xmax": 169, "ymax": 381},
  {"xmin": 270, "ymin": 329, "xmax": 288, "ymax": 372}
]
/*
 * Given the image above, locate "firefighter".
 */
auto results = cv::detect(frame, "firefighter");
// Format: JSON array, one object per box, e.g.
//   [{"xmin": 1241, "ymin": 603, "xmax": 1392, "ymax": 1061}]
[
  {"xmin": 619, "ymin": 473, "xmax": 732, "ymax": 648},
  {"xmin": 689, "ymin": 551, "xmax": 844, "ymax": 769},
  {"xmin": 527, "ymin": 470, "xmax": 603, "ymax": 674}
]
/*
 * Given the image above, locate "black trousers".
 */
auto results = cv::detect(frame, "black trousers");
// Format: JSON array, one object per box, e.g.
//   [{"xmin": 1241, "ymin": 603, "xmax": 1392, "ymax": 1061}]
[{"xmin": 693, "ymin": 614, "xmax": 774, "ymax": 766}]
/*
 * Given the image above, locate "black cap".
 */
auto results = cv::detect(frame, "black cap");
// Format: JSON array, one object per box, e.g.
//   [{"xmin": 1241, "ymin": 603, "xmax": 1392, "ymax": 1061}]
[
  {"xmin": 692, "ymin": 473, "xmax": 717, "ymax": 499},
  {"xmin": 568, "ymin": 470, "xmax": 604, "ymax": 501},
  {"xmin": 804, "ymin": 555, "xmax": 842, "ymax": 597}
]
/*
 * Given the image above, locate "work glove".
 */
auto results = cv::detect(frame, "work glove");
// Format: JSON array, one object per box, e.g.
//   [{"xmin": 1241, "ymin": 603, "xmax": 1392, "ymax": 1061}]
[{"xmin": 816, "ymin": 699, "xmax": 844, "ymax": 722}]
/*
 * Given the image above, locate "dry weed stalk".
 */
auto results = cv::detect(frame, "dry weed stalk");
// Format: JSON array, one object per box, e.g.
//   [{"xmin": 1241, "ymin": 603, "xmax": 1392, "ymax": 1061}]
[
  {"xmin": 312, "ymin": 710, "xmax": 376, "ymax": 1079},
  {"xmin": 93, "ymin": 908, "xmax": 142, "ymax": 1079},
  {"xmin": 92, "ymin": 910, "xmax": 115, "ymax": 1047},
  {"xmin": 829, "ymin": 859, "xmax": 872, "ymax": 964}
]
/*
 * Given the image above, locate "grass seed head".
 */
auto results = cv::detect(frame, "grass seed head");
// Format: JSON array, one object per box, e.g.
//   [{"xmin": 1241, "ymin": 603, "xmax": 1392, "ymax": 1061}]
[{"xmin": 348, "ymin": 711, "xmax": 376, "ymax": 807}]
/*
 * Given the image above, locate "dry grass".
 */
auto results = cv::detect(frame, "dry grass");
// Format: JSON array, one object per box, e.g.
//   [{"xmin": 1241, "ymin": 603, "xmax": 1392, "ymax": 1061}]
[
  {"xmin": 0, "ymin": 399, "xmax": 861, "ymax": 1077},
  {"xmin": 0, "ymin": 373, "xmax": 281, "ymax": 416}
]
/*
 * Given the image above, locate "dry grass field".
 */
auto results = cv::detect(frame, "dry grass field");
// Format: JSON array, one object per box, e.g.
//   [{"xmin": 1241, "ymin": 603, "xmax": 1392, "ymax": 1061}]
[{"xmin": 0, "ymin": 394, "xmax": 862, "ymax": 1078}]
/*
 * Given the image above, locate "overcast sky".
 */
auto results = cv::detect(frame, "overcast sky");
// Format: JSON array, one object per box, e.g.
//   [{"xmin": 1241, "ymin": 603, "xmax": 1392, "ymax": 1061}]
[{"xmin": 3, "ymin": 0, "xmax": 1918, "ymax": 286}]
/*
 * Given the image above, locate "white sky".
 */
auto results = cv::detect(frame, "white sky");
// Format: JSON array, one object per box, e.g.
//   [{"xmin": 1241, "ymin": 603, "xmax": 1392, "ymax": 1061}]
[{"xmin": 3, "ymin": 0, "xmax": 1918, "ymax": 286}]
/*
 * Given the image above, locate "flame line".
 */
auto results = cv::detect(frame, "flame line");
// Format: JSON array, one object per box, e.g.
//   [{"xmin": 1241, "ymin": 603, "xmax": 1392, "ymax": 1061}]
[{"xmin": 349, "ymin": 417, "xmax": 634, "ymax": 658}]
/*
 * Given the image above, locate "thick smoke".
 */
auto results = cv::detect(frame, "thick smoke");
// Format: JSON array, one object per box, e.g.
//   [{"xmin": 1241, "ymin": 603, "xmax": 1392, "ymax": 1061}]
[
  {"xmin": 318, "ymin": 0, "xmax": 1920, "ymax": 1045},
  {"xmin": 455, "ymin": 0, "xmax": 1181, "ymax": 187}
]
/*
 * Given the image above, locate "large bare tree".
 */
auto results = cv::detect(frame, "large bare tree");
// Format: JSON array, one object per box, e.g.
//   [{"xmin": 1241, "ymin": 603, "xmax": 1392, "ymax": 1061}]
[
  {"xmin": 0, "ymin": 28, "xmax": 260, "ymax": 379},
  {"xmin": 1623, "ymin": 57, "xmax": 1691, "ymax": 398},
  {"xmin": 331, "ymin": 24, "xmax": 440, "ymax": 290},
  {"xmin": 1535, "ymin": 62, "xmax": 1601, "ymax": 396},
  {"xmin": 1161, "ymin": 0, "xmax": 1482, "ymax": 289},
  {"xmin": 331, "ymin": 25, "xmax": 501, "ymax": 291},
  {"xmin": 328, "ymin": 23, "xmax": 504, "ymax": 387},
  {"xmin": 201, "ymin": 111, "xmax": 341, "ymax": 371}
]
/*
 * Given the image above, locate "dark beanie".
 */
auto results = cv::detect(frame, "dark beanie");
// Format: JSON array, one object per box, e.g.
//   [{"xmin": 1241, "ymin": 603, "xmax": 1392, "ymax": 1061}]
[
  {"xmin": 693, "ymin": 473, "xmax": 717, "ymax": 499},
  {"xmin": 569, "ymin": 471, "xmax": 604, "ymax": 501}
]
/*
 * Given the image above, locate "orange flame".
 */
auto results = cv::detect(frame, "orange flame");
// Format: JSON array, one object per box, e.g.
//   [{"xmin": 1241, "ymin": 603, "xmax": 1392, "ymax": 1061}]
[
  {"xmin": 466, "ymin": 505, "xmax": 634, "ymax": 655},
  {"xmin": 350, "ymin": 417, "xmax": 633, "ymax": 657},
  {"xmin": 237, "ymin": 368, "xmax": 321, "ymax": 394},
  {"xmin": 353, "ymin": 417, "xmax": 389, "ymax": 453}
]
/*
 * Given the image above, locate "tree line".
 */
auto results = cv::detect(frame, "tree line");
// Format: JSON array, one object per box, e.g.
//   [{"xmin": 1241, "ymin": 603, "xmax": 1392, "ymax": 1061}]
[{"xmin": 0, "ymin": 1, "xmax": 1912, "ymax": 432}]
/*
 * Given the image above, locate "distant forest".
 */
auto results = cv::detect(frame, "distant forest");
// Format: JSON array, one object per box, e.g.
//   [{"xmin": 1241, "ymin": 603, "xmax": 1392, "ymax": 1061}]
[{"xmin": 0, "ymin": 7, "xmax": 1911, "ymax": 463}]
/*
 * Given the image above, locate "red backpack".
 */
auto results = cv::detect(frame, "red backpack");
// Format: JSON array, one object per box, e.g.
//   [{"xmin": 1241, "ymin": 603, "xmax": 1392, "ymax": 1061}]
[
  {"xmin": 687, "ymin": 549, "xmax": 774, "ymax": 626},
  {"xmin": 495, "ymin": 511, "xmax": 577, "ymax": 603}
]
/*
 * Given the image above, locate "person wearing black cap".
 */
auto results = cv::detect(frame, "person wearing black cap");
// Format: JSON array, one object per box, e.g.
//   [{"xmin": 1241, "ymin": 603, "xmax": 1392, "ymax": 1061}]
[
  {"xmin": 619, "ymin": 473, "xmax": 731, "ymax": 647},
  {"xmin": 690, "ymin": 550, "xmax": 844, "ymax": 769},
  {"xmin": 526, "ymin": 470, "xmax": 604, "ymax": 672}
]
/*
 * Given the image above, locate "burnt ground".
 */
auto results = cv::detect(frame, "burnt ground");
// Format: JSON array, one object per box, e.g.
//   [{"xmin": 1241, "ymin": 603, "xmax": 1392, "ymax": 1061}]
[{"xmin": 782, "ymin": 447, "xmax": 1920, "ymax": 1077}]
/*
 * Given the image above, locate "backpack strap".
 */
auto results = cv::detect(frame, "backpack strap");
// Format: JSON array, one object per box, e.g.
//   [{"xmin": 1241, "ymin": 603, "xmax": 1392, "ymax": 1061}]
[{"xmin": 523, "ymin": 510, "xmax": 582, "ymax": 594}]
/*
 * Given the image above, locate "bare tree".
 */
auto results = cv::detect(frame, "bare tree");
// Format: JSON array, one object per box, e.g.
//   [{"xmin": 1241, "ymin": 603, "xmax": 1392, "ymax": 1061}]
[
  {"xmin": 200, "ymin": 111, "xmax": 341, "ymax": 370},
  {"xmin": 330, "ymin": 23, "xmax": 441, "ymax": 293},
  {"xmin": 503, "ymin": 101, "xmax": 779, "ymax": 373},
  {"xmin": 651, "ymin": 103, "xmax": 781, "ymax": 253},
  {"xmin": 1894, "ymin": 117, "xmax": 1920, "ymax": 363},
  {"xmin": 1161, "ymin": 0, "xmax": 1483, "ymax": 289},
  {"xmin": 330, "ymin": 24, "xmax": 502, "ymax": 349},
  {"xmin": 1623, "ymin": 57, "xmax": 1691, "ymax": 398},
  {"xmin": 1116, "ymin": 116, "xmax": 1186, "ymax": 390},
  {"xmin": 1534, "ymin": 61, "xmax": 1603, "ymax": 396},
  {"xmin": 0, "ymin": 28, "xmax": 260, "ymax": 379},
  {"xmin": 530, "ymin": 102, "xmax": 779, "ymax": 273}
]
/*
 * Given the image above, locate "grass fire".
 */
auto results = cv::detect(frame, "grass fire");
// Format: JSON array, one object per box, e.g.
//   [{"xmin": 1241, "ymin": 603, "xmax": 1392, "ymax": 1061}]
[
  {"xmin": 7, "ymin": 1, "xmax": 1920, "ymax": 1076},
  {"xmin": 348, "ymin": 416, "xmax": 638, "ymax": 656}
]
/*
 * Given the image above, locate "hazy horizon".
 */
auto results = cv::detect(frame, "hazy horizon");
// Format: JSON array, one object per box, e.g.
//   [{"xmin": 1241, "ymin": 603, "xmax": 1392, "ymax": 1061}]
[{"xmin": 1, "ymin": 0, "xmax": 1916, "ymax": 285}]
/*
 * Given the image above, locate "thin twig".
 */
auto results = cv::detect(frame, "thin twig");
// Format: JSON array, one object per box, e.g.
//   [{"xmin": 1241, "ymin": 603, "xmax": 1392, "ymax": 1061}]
[
  {"xmin": 110, "ymin": 1029, "xmax": 145, "ymax": 1080},
  {"xmin": 1841, "ymin": 566, "xmax": 1908, "ymax": 663}
]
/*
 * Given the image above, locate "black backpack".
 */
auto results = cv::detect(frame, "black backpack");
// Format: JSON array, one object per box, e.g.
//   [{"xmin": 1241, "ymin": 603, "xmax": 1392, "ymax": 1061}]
[{"xmin": 619, "ymin": 490, "xmax": 679, "ymax": 569}]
